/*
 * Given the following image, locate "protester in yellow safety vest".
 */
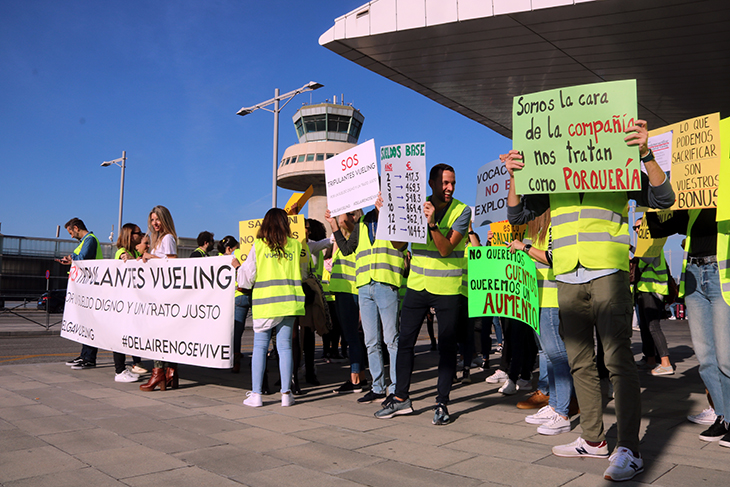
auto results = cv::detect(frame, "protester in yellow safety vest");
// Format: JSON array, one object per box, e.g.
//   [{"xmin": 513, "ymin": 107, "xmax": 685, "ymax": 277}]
[
  {"xmin": 374, "ymin": 163, "xmax": 471, "ymax": 426},
  {"xmin": 111, "ymin": 223, "xmax": 146, "ymax": 383},
  {"xmin": 237, "ymin": 208, "xmax": 306, "ymax": 408},
  {"xmin": 646, "ymin": 208, "xmax": 730, "ymax": 447},
  {"xmin": 58, "ymin": 217, "xmax": 103, "ymax": 371},
  {"xmin": 139, "ymin": 205, "xmax": 180, "ymax": 392},
  {"xmin": 631, "ymin": 217, "xmax": 673, "ymax": 377},
  {"xmin": 508, "ymin": 214, "xmax": 577, "ymax": 436},
  {"xmin": 505, "ymin": 119, "xmax": 675, "ymax": 481},
  {"xmin": 190, "ymin": 231, "xmax": 214, "ymax": 258},
  {"xmin": 329, "ymin": 195, "xmax": 407, "ymax": 404},
  {"xmin": 218, "ymin": 235, "xmax": 250, "ymax": 374},
  {"xmin": 327, "ymin": 209, "xmax": 369, "ymax": 393}
]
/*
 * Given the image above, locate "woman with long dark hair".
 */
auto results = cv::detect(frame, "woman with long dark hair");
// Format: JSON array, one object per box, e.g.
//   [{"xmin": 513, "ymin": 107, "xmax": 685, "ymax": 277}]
[{"xmin": 238, "ymin": 208, "xmax": 306, "ymax": 407}]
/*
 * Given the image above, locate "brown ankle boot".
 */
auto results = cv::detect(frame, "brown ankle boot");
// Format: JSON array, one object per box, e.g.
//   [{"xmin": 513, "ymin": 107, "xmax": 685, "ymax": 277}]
[
  {"xmin": 165, "ymin": 364, "xmax": 179, "ymax": 389},
  {"xmin": 139, "ymin": 368, "xmax": 166, "ymax": 391},
  {"xmin": 232, "ymin": 353, "xmax": 242, "ymax": 373}
]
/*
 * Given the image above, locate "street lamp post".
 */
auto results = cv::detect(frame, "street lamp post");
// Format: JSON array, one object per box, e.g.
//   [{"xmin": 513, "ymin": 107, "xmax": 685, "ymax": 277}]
[
  {"xmin": 101, "ymin": 151, "xmax": 126, "ymax": 241},
  {"xmin": 237, "ymin": 81, "xmax": 323, "ymax": 208}
]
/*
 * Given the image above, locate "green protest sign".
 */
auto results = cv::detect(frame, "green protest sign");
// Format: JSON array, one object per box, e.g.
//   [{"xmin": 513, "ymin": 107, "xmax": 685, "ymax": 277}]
[
  {"xmin": 467, "ymin": 246, "xmax": 540, "ymax": 334},
  {"xmin": 513, "ymin": 80, "xmax": 640, "ymax": 195}
]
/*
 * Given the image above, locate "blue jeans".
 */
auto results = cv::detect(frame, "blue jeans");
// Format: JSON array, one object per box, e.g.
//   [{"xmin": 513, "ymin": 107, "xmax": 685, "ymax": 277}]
[
  {"xmin": 358, "ymin": 281, "xmax": 399, "ymax": 394},
  {"xmin": 537, "ymin": 307, "xmax": 574, "ymax": 417},
  {"xmin": 493, "ymin": 316, "xmax": 503, "ymax": 346},
  {"xmin": 684, "ymin": 262, "xmax": 730, "ymax": 419},
  {"xmin": 334, "ymin": 292, "xmax": 364, "ymax": 374},
  {"xmin": 251, "ymin": 317, "xmax": 294, "ymax": 394},
  {"xmin": 233, "ymin": 294, "xmax": 251, "ymax": 354}
]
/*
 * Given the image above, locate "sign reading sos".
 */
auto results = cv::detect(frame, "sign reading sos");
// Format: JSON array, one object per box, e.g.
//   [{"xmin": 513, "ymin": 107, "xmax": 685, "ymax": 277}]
[{"xmin": 341, "ymin": 154, "xmax": 359, "ymax": 170}]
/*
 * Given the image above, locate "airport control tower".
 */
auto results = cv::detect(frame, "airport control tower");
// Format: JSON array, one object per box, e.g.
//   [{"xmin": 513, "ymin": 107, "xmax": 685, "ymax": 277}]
[{"xmin": 277, "ymin": 97, "xmax": 364, "ymax": 231}]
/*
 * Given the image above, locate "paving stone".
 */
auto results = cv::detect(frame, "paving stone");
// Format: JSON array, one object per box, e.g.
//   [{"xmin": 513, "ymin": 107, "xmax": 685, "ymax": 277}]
[
  {"xmin": 312, "ymin": 411, "xmax": 395, "ymax": 432},
  {"xmin": 192, "ymin": 403, "xmax": 258, "ymax": 420},
  {"xmin": 244, "ymin": 464, "xmax": 365, "ymax": 487},
  {"xmin": 210, "ymin": 425, "xmax": 310, "ymax": 452},
  {"xmin": 4, "ymin": 466, "xmax": 127, "ymax": 487},
  {"xmin": 340, "ymin": 459, "xmax": 487, "ymax": 487},
  {"xmin": 10, "ymin": 412, "xmax": 97, "ymax": 435},
  {"xmin": 292, "ymin": 425, "xmax": 392, "ymax": 450},
  {"xmin": 0, "ymin": 428, "xmax": 49, "ymax": 452},
  {"xmin": 0, "ymin": 445, "xmax": 86, "ymax": 483},
  {"xmin": 444, "ymin": 434, "xmax": 554, "ymax": 463},
  {"xmin": 0, "ymin": 390, "xmax": 37, "ymax": 408},
  {"xmin": 369, "ymin": 422, "xmax": 473, "ymax": 446},
  {"xmin": 0, "ymin": 375, "xmax": 46, "ymax": 391},
  {"xmin": 269, "ymin": 402, "xmax": 339, "ymax": 419},
  {"xmin": 443, "ymin": 455, "xmax": 581, "ymax": 486},
  {"xmin": 266, "ymin": 441, "xmax": 383, "ymax": 474},
  {"xmin": 447, "ymin": 415, "xmax": 542, "ymax": 440},
  {"xmin": 74, "ymin": 445, "xmax": 188, "ymax": 479},
  {"xmin": 99, "ymin": 393, "xmax": 166, "ymax": 409},
  {"xmin": 88, "ymin": 412, "xmax": 171, "ymax": 435},
  {"xmin": 73, "ymin": 387, "xmax": 132, "ymax": 399},
  {"xmin": 40, "ymin": 427, "xmax": 138, "ymax": 454},
  {"xmin": 173, "ymin": 444, "xmax": 289, "ymax": 480},
  {"xmin": 126, "ymin": 402, "xmax": 202, "ymax": 420},
  {"xmin": 164, "ymin": 414, "xmax": 249, "ymax": 435},
  {"xmin": 357, "ymin": 439, "xmax": 476, "ymax": 470},
  {"xmin": 123, "ymin": 466, "xmax": 242, "ymax": 487},
  {"xmin": 240, "ymin": 412, "xmax": 325, "ymax": 434},
  {"xmin": 0, "ymin": 403, "xmax": 65, "ymax": 421},
  {"xmin": 155, "ymin": 394, "xmax": 228, "ymax": 408},
  {"xmin": 127, "ymin": 425, "xmax": 226, "ymax": 453},
  {"xmin": 652, "ymin": 464, "xmax": 729, "ymax": 487}
]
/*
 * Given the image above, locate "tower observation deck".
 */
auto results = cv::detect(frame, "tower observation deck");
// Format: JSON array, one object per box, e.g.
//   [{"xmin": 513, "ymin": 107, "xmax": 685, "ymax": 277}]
[{"xmin": 277, "ymin": 98, "xmax": 364, "ymax": 229}]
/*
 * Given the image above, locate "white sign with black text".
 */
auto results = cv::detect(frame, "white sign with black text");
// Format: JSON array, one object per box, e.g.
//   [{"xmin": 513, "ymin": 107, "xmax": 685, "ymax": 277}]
[
  {"xmin": 376, "ymin": 142, "xmax": 428, "ymax": 244},
  {"xmin": 324, "ymin": 139, "xmax": 379, "ymax": 216},
  {"xmin": 61, "ymin": 256, "xmax": 236, "ymax": 368}
]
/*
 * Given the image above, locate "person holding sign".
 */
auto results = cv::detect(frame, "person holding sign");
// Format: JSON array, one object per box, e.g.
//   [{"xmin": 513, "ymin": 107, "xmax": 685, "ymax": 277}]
[
  {"xmin": 374, "ymin": 163, "xmax": 471, "ymax": 426},
  {"xmin": 139, "ymin": 205, "xmax": 180, "ymax": 392},
  {"xmin": 238, "ymin": 208, "xmax": 306, "ymax": 408},
  {"xmin": 328, "ymin": 195, "xmax": 407, "ymax": 404},
  {"xmin": 219, "ymin": 235, "xmax": 250, "ymax": 374},
  {"xmin": 646, "ymin": 208, "xmax": 730, "ymax": 446},
  {"xmin": 505, "ymin": 120, "xmax": 674, "ymax": 481}
]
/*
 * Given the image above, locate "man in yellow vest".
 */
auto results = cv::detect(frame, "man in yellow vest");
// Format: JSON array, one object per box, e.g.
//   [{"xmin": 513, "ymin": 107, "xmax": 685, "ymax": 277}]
[
  {"xmin": 374, "ymin": 163, "xmax": 471, "ymax": 426},
  {"xmin": 58, "ymin": 217, "xmax": 103, "ymax": 370},
  {"xmin": 505, "ymin": 120, "xmax": 675, "ymax": 481},
  {"xmin": 330, "ymin": 199, "xmax": 406, "ymax": 404}
]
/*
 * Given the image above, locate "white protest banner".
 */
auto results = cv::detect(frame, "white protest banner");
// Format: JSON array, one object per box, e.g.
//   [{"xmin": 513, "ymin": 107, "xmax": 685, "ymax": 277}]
[
  {"xmin": 325, "ymin": 139, "xmax": 379, "ymax": 216},
  {"xmin": 61, "ymin": 256, "xmax": 235, "ymax": 368},
  {"xmin": 376, "ymin": 142, "xmax": 428, "ymax": 244},
  {"xmin": 646, "ymin": 131, "xmax": 673, "ymax": 174},
  {"xmin": 474, "ymin": 158, "xmax": 510, "ymax": 227}
]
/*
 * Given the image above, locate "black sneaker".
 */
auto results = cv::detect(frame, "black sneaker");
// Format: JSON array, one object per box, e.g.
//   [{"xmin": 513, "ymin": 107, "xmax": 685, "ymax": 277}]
[
  {"xmin": 720, "ymin": 430, "xmax": 730, "ymax": 448},
  {"xmin": 334, "ymin": 380, "xmax": 355, "ymax": 393},
  {"xmin": 65, "ymin": 356, "xmax": 83, "ymax": 366},
  {"xmin": 357, "ymin": 390, "xmax": 386, "ymax": 404},
  {"xmin": 433, "ymin": 403, "xmax": 451, "ymax": 425},
  {"xmin": 70, "ymin": 360, "xmax": 96, "ymax": 370},
  {"xmin": 461, "ymin": 368, "xmax": 472, "ymax": 384},
  {"xmin": 699, "ymin": 415, "xmax": 728, "ymax": 442},
  {"xmin": 353, "ymin": 379, "xmax": 368, "ymax": 393}
]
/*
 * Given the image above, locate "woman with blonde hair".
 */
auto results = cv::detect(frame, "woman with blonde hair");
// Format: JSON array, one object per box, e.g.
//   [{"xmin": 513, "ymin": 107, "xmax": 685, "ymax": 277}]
[
  {"xmin": 139, "ymin": 205, "xmax": 179, "ymax": 391},
  {"xmin": 239, "ymin": 208, "xmax": 306, "ymax": 407}
]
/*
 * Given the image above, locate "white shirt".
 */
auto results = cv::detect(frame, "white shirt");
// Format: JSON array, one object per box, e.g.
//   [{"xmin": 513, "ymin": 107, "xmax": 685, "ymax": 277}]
[{"xmin": 152, "ymin": 234, "xmax": 177, "ymax": 258}]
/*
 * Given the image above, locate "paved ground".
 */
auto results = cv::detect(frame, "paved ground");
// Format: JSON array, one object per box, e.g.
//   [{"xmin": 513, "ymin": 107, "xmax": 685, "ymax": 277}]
[{"xmin": 0, "ymin": 315, "xmax": 727, "ymax": 486}]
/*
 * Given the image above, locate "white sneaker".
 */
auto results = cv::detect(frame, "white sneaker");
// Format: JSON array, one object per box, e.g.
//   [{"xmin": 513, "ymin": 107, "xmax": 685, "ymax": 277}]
[
  {"xmin": 499, "ymin": 378, "xmax": 518, "ymax": 395},
  {"xmin": 114, "ymin": 369, "xmax": 140, "ymax": 383},
  {"xmin": 688, "ymin": 407, "xmax": 718, "ymax": 425},
  {"xmin": 516, "ymin": 378, "xmax": 533, "ymax": 392},
  {"xmin": 281, "ymin": 392, "xmax": 295, "ymax": 407},
  {"xmin": 243, "ymin": 391, "xmax": 263, "ymax": 407},
  {"xmin": 552, "ymin": 437, "xmax": 609, "ymax": 458},
  {"xmin": 604, "ymin": 447, "xmax": 644, "ymax": 481},
  {"xmin": 485, "ymin": 369, "xmax": 508, "ymax": 383},
  {"xmin": 525, "ymin": 405, "xmax": 556, "ymax": 425},
  {"xmin": 537, "ymin": 413, "xmax": 571, "ymax": 435}
]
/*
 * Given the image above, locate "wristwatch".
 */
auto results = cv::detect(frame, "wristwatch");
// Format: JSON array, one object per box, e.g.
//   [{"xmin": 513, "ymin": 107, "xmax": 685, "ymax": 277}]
[
  {"xmin": 523, "ymin": 244, "xmax": 532, "ymax": 253},
  {"xmin": 428, "ymin": 224, "xmax": 439, "ymax": 232},
  {"xmin": 640, "ymin": 149, "xmax": 655, "ymax": 163}
]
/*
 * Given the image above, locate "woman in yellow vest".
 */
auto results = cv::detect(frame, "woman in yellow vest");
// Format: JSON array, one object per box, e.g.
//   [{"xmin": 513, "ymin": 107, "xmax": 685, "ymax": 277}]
[
  {"xmin": 112, "ymin": 223, "xmax": 146, "ymax": 382},
  {"xmin": 238, "ymin": 208, "xmax": 306, "ymax": 407},
  {"xmin": 218, "ymin": 235, "xmax": 250, "ymax": 374}
]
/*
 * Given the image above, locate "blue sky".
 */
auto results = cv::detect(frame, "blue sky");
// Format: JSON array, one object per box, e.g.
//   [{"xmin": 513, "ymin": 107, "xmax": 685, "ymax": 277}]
[
  {"xmin": 1, "ymin": 0, "xmax": 685, "ymax": 274},
  {"xmin": 0, "ymin": 0, "xmax": 510, "ymax": 244}
]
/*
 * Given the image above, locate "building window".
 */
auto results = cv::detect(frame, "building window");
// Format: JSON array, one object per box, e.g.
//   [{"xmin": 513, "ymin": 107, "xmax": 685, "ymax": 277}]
[
  {"xmin": 349, "ymin": 118, "xmax": 362, "ymax": 139},
  {"xmin": 306, "ymin": 154, "xmax": 315, "ymax": 162},
  {"xmin": 316, "ymin": 153, "xmax": 324, "ymax": 161},
  {"xmin": 303, "ymin": 114, "xmax": 326, "ymax": 133},
  {"xmin": 326, "ymin": 153, "xmax": 334, "ymax": 160},
  {"xmin": 328, "ymin": 114, "xmax": 351, "ymax": 133},
  {"xmin": 297, "ymin": 154, "xmax": 305, "ymax": 163},
  {"xmin": 295, "ymin": 118, "xmax": 304, "ymax": 138}
]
